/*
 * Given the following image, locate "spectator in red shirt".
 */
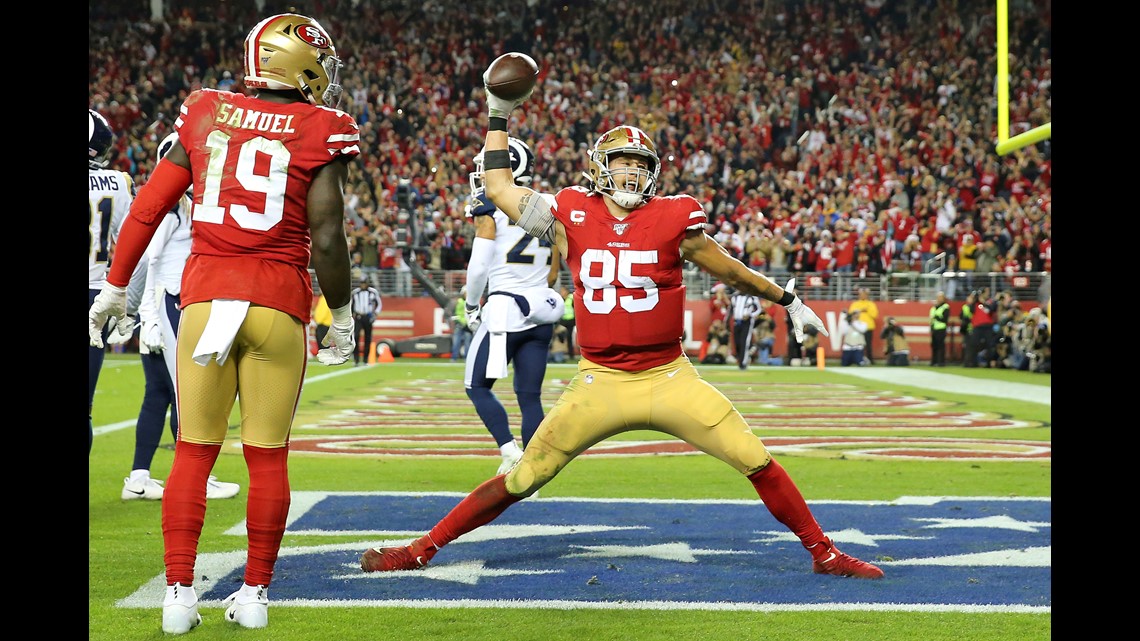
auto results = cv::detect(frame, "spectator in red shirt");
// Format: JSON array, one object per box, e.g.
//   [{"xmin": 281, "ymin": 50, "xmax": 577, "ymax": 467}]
[{"xmin": 1004, "ymin": 167, "xmax": 1034, "ymax": 204}]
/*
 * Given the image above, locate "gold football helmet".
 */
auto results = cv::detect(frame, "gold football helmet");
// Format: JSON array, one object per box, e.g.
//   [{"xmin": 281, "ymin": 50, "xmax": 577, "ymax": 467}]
[
  {"xmin": 583, "ymin": 125, "xmax": 660, "ymax": 208},
  {"xmin": 243, "ymin": 13, "xmax": 343, "ymax": 108}
]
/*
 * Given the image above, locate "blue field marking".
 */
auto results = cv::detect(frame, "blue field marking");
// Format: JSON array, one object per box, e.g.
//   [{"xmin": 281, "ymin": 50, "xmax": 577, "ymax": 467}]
[{"xmin": 118, "ymin": 494, "xmax": 1050, "ymax": 612}]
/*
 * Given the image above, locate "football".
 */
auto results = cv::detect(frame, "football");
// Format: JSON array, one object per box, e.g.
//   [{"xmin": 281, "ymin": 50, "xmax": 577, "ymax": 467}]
[{"xmin": 485, "ymin": 52, "xmax": 539, "ymax": 101}]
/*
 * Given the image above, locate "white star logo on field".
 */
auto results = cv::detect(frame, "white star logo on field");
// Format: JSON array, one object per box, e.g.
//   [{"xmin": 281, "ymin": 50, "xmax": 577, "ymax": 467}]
[
  {"xmin": 340, "ymin": 560, "xmax": 561, "ymax": 584},
  {"xmin": 562, "ymin": 542, "xmax": 751, "ymax": 563},
  {"xmin": 885, "ymin": 546, "xmax": 1051, "ymax": 567},
  {"xmin": 911, "ymin": 515, "xmax": 1050, "ymax": 532},
  {"xmin": 752, "ymin": 528, "xmax": 929, "ymax": 547}
]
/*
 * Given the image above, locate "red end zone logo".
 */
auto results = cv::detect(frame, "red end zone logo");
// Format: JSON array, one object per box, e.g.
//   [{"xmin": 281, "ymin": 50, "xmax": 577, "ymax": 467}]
[{"xmin": 297, "ymin": 25, "xmax": 331, "ymax": 48}]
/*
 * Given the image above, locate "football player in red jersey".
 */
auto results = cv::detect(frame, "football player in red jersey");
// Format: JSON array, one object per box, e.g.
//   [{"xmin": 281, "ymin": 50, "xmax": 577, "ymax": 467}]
[
  {"xmin": 360, "ymin": 63, "xmax": 884, "ymax": 581},
  {"xmin": 88, "ymin": 13, "xmax": 359, "ymax": 634}
]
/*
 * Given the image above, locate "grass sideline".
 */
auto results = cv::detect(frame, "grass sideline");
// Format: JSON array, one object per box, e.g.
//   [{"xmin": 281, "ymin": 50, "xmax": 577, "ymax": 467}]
[{"xmin": 89, "ymin": 355, "xmax": 1050, "ymax": 640}]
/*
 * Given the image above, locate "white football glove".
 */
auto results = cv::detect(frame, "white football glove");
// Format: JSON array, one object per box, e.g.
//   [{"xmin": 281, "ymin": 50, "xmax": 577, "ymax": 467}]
[
  {"xmin": 782, "ymin": 278, "xmax": 829, "ymax": 344},
  {"xmin": 89, "ymin": 283, "xmax": 135, "ymax": 348},
  {"xmin": 140, "ymin": 321, "xmax": 165, "ymax": 353},
  {"xmin": 317, "ymin": 303, "xmax": 355, "ymax": 365},
  {"xmin": 482, "ymin": 70, "xmax": 532, "ymax": 119},
  {"xmin": 106, "ymin": 315, "xmax": 138, "ymax": 346},
  {"xmin": 465, "ymin": 302, "xmax": 482, "ymax": 332}
]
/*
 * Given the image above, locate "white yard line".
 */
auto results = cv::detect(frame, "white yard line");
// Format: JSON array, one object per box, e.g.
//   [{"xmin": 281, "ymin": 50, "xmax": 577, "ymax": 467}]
[{"xmin": 830, "ymin": 368, "xmax": 1050, "ymax": 406}]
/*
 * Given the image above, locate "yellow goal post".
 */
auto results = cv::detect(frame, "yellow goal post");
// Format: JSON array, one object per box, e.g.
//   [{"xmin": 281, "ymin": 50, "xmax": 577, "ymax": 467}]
[{"xmin": 995, "ymin": 0, "xmax": 1051, "ymax": 155}]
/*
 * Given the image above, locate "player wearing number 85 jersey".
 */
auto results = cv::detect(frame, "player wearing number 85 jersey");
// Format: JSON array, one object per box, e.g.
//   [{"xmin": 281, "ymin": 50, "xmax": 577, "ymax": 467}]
[
  {"xmin": 87, "ymin": 13, "xmax": 359, "ymax": 634},
  {"xmin": 360, "ymin": 74, "xmax": 883, "ymax": 581}
]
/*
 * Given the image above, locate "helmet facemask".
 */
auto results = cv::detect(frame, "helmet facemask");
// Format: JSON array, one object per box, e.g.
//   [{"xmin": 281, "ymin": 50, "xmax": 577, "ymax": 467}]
[{"xmin": 312, "ymin": 52, "xmax": 344, "ymax": 108}]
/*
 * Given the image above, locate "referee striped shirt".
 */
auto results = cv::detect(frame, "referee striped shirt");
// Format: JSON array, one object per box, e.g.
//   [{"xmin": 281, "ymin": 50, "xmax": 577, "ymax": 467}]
[
  {"xmin": 730, "ymin": 291, "xmax": 761, "ymax": 322},
  {"xmin": 352, "ymin": 285, "xmax": 382, "ymax": 317}
]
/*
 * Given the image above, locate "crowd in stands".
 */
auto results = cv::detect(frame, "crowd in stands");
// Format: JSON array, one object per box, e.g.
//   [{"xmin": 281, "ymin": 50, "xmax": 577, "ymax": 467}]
[{"xmin": 89, "ymin": 0, "xmax": 1051, "ymax": 298}]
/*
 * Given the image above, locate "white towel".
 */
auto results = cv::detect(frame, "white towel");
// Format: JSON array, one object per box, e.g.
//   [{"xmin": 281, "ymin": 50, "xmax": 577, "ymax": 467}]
[
  {"xmin": 191, "ymin": 299, "xmax": 250, "ymax": 366},
  {"xmin": 481, "ymin": 296, "xmax": 511, "ymax": 379}
]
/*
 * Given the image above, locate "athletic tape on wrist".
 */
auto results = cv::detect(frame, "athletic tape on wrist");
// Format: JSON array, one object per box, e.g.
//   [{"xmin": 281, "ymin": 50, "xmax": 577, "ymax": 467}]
[
  {"xmin": 331, "ymin": 303, "xmax": 353, "ymax": 325},
  {"xmin": 779, "ymin": 291, "xmax": 796, "ymax": 306},
  {"xmin": 489, "ymin": 117, "xmax": 508, "ymax": 131},
  {"xmin": 483, "ymin": 149, "xmax": 512, "ymax": 170}
]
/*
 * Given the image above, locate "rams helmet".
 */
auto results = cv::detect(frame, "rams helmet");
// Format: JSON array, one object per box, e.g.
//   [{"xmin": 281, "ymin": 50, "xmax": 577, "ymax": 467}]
[
  {"xmin": 243, "ymin": 13, "xmax": 343, "ymax": 108},
  {"xmin": 156, "ymin": 132, "xmax": 194, "ymax": 198},
  {"xmin": 583, "ymin": 125, "xmax": 660, "ymax": 209},
  {"xmin": 89, "ymin": 109, "xmax": 113, "ymax": 169},
  {"xmin": 156, "ymin": 131, "xmax": 178, "ymax": 162},
  {"xmin": 470, "ymin": 136, "xmax": 535, "ymax": 193}
]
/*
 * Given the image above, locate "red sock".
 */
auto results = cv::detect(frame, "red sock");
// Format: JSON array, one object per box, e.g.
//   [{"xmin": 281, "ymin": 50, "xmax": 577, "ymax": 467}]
[
  {"xmin": 242, "ymin": 444, "xmax": 290, "ymax": 587},
  {"xmin": 747, "ymin": 458, "xmax": 828, "ymax": 556},
  {"xmin": 162, "ymin": 441, "xmax": 221, "ymax": 585},
  {"xmin": 422, "ymin": 474, "xmax": 521, "ymax": 559}
]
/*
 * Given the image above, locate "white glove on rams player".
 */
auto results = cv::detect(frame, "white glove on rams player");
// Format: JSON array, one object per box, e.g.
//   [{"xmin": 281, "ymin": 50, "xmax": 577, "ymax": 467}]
[
  {"xmin": 465, "ymin": 302, "xmax": 482, "ymax": 332},
  {"xmin": 782, "ymin": 278, "xmax": 829, "ymax": 344},
  {"xmin": 140, "ymin": 321, "xmax": 165, "ymax": 353},
  {"xmin": 317, "ymin": 303, "xmax": 356, "ymax": 366}
]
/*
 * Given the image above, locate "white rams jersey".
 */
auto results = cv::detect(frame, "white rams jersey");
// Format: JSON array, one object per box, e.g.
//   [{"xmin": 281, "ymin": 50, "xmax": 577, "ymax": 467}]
[
  {"xmin": 485, "ymin": 193, "xmax": 556, "ymax": 294},
  {"xmin": 88, "ymin": 167, "xmax": 134, "ymax": 289},
  {"xmin": 147, "ymin": 196, "xmax": 192, "ymax": 296}
]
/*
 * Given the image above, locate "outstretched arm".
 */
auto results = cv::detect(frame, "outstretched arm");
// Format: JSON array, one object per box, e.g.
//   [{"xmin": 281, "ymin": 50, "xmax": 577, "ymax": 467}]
[
  {"xmin": 681, "ymin": 230, "xmax": 828, "ymax": 342},
  {"xmin": 480, "ymin": 64, "xmax": 565, "ymax": 253},
  {"xmin": 681, "ymin": 230, "xmax": 787, "ymax": 302}
]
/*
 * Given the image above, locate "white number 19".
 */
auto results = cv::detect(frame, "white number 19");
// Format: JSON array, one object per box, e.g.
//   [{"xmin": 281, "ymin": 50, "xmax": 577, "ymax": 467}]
[{"xmin": 191, "ymin": 130, "xmax": 290, "ymax": 231}]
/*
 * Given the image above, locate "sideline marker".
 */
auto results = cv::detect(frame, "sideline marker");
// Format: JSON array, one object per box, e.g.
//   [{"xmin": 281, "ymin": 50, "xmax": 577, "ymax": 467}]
[{"xmin": 376, "ymin": 343, "xmax": 395, "ymax": 363}]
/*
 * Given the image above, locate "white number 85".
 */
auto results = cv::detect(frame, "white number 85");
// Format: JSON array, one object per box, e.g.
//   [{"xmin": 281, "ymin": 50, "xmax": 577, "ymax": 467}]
[{"xmin": 578, "ymin": 249, "xmax": 659, "ymax": 314}]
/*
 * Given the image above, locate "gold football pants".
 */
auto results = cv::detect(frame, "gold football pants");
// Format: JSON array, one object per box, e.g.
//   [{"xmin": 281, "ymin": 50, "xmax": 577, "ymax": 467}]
[
  {"xmin": 174, "ymin": 302, "xmax": 306, "ymax": 448},
  {"xmin": 505, "ymin": 355, "xmax": 771, "ymax": 496}
]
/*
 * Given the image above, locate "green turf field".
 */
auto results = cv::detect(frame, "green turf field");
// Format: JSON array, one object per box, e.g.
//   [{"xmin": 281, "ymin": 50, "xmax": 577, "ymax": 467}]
[{"xmin": 89, "ymin": 355, "xmax": 1050, "ymax": 640}]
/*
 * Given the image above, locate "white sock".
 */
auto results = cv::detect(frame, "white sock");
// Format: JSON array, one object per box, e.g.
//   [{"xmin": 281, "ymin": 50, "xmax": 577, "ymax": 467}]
[
  {"xmin": 129, "ymin": 469, "xmax": 151, "ymax": 483},
  {"xmin": 239, "ymin": 583, "xmax": 265, "ymax": 598},
  {"xmin": 500, "ymin": 441, "xmax": 522, "ymax": 457}
]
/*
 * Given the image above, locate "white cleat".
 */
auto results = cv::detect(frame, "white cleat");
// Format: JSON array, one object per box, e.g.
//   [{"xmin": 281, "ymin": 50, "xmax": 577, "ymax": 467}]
[
  {"xmin": 122, "ymin": 476, "xmax": 164, "ymax": 501},
  {"xmin": 162, "ymin": 583, "xmax": 201, "ymax": 634},
  {"xmin": 223, "ymin": 583, "xmax": 269, "ymax": 629},
  {"xmin": 205, "ymin": 476, "xmax": 240, "ymax": 500},
  {"xmin": 497, "ymin": 441, "xmax": 524, "ymax": 475}
]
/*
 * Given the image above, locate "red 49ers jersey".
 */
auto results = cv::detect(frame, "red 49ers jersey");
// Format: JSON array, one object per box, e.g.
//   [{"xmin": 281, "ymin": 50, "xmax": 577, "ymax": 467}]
[
  {"xmin": 175, "ymin": 89, "xmax": 359, "ymax": 322},
  {"xmin": 552, "ymin": 187, "xmax": 707, "ymax": 370}
]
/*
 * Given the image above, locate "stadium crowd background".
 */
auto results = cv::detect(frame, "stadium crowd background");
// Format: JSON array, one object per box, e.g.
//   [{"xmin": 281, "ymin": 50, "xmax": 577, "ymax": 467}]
[{"xmin": 89, "ymin": 0, "xmax": 1050, "ymax": 300}]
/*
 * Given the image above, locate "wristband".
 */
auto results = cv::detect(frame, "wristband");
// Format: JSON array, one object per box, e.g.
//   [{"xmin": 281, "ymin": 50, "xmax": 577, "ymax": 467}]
[
  {"xmin": 489, "ymin": 117, "xmax": 508, "ymax": 131},
  {"xmin": 331, "ymin": 303, "xmax": 353, "ymax": 325},
  {"xmin": 779, "ymin": 290, "xmax": 796, "ymax": 306},
  {"xmin": 483, "ymin": 149, "xmax": 512, "ymax": 170}
]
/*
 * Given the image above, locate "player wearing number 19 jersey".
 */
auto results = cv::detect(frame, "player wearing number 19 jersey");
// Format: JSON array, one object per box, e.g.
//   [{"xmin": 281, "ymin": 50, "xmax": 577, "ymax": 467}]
[
  {"xmin": 88, "ymin": 13, "xmax": 359, "ymax": 633},
  {"xmin": 360, "ymin": 111, "xmax": 883, "ymax": 581}
]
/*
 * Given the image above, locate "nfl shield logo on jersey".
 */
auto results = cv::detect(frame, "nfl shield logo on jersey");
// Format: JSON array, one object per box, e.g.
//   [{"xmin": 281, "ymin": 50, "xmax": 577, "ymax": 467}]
[{"xmin": 613, "ymin": 223, "xmax": 629, "ymax": 236}]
